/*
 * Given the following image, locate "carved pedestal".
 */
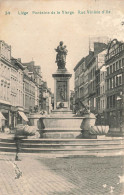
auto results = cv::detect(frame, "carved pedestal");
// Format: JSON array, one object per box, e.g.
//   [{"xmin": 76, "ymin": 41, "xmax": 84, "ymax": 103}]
[{"xmin": 52, "ymin": 68, "xmax": 72, "ymax": 111}]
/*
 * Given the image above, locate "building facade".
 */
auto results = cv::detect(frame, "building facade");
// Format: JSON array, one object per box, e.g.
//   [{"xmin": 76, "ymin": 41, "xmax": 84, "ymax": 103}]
[
  {"xmin": 11, "ymin": 58, "xmax": 28, "ymax": 127},
  {"xmin": 74, "ymin": 43, "xmax": 107, "ymax": 113},
  {"xmin": 105, "ymin": 39, "xmax": 124, "ymax": 134},
  {"xmin": 0, "ymin": 40, "xmax": 53, "ymax": 130},
  {"xmin": 87, "ymin": 44, "xmax": 107, "ymax": 113},
  {"xmin": 0, "ymin": 41, "xmax": 11, "ymax": 129},
  {"xmin": 74, "ymin": 42, "xmax": 108, "ymax": 121},
  {"xmin": 39, "ymin": 81, "xmax": 52, "ymax": 114},
  {"xmin": 95, "ymin": 64, "xmax": 107, "ymax": 125},
  {"xmin": 99, "ymin": 66, "xmax": 106, "ymax": 113},
  {"xmin": 23, "ymin": 67, "xmax": 36, "ymax": 114},
  {"xmin": 74, "ymin": 52, "xmax": 94, "ymax": 112},
  {"xmin": 87, "ymin": 55, "xmax": 97, "ymax": 113},
  {"xmin": 23, "ymin": 61, "xmax": 42, "ymax": 111}
]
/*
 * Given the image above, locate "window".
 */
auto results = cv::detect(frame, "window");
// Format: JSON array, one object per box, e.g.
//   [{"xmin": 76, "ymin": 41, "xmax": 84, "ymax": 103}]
[
  {"xmin": 122, "ymin": 58, "xmax": 124, "ymax": 66},
  {"xmin": 107, "ymin": 97, "xmax": 109, "ymax": 108},
  {"xmin": 110, "ymin": 96, "xmax": 112, "ymax": 108},
  {"xmin": 107, "ymin": 79, "xmax": 109, "ymax": 90},
  {"xmin": 92, "ymin": 69, "xmax": 94, "ymax": 77},
  {"xmin": 98, "ymin": 101, "xmax": 100, "ymax": 110},
  {"xmin": 101, "ymin": 100, "xmax": 102, "ymax": 109},
  {"xmin": 107, "ymin": 67, "xmax": 109, "ymax": 75},
  {"xmin": 101, "ymin": 74, "xmax": 102, "ymax": 81},
  {"xmin": 96, "ymin": 89, "xmax": 98, "ymax": 96},
  {"xmin": 113, "ymin": 95, "xmax": 115, "ymax": 107},
  {"xmin": 91, "ymin": 82, "xmax": 93, "ymax": 90},
  {"xmin": 116, "ymin": 76, "xmax": 118, "ymax": 86},
  {"xmin": 94, "ymin": 68, "xmax": 95, "ymax": 77},
  {"xmin": 91, "ymin": 70, "xmax": 93, "ymax": 79},
  {"xmin": 96, "ymin": 76, "xmax": 98, "ymax": 84},
  {"xmin": 93, "ymin": 81, "xmax": 95, "ymax": 91},
  {"xmin": 113, "ymin": 63, "xmax": 115, "ymax": 72},
  {"xmin": 112, "ymin": 78, "xmax": 113, "ymax": 88},
  {"xmin": 103, "ymin": 100, "xmax": 104, "ymax": 109},
  {"xmin": 110, "ymin": 65, "xmax": 112, "ymax": 74},
  {"xmin": 116, "ymin": 61, "xmax": 118, "ymax": 70},
  {"xmin": 118, "ymin": 74, "xmax": 122, "ymax": 85},
  {"xmin": 113, "ymin": 76, "xmax": 115, "ymax": 88},
  {"xmin": 110, "ymin": 78, "xmax": 112, "ymax": 88},
  {"xmin": 103, "ymin": 72, "xmax": 104, "ymax": 79},
  {"xmin": 119, "ymin": 60, "xmax": 122, "ymax": 69},
  {"xmin": 99, "ymin": 88, "xmax": 100, "ymax": 95},
  {"xmin": 98, "ymin": 74, "xmax": 100, "ymax": 83}
]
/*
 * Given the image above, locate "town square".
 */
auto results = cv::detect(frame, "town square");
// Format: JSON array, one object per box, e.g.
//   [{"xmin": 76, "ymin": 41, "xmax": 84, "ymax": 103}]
[{"xmin": 0, "ymin": 0, "xmax": 124, "ymax": 195}]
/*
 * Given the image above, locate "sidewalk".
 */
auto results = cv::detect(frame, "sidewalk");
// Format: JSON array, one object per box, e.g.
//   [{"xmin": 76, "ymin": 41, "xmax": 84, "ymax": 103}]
[
  {"xmin": 0, "ymin": 153, "xmax": 124, "ymax": 195},
  {"xmin": 0, "ymin": 154, "xmax": 76, "ymax": 195}
]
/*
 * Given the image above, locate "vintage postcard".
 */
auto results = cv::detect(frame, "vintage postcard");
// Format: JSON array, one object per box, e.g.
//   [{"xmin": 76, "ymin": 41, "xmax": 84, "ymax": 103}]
[{"xmin": 0, "ymin": 0, "xmax": 124, "ymax": 195}]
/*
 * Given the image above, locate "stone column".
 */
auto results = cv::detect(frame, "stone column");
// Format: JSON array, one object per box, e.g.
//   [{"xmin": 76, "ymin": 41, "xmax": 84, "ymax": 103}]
[
  {"xmin": 67, "ymin": 79, "xmax": 70, "ymax": 110},
  {"xmin": 14, "ymin": 114, "xmax": 16, "ymax": 128},
  {"xmin": 54, "ymin": 78, "xmax": 57, "ymax": 110},
  {"xmin": 8, "ymin": 111, "xmax": 11, "ymax": 126}
]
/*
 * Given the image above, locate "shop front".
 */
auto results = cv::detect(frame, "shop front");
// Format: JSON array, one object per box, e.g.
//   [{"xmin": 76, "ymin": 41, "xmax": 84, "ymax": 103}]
[
  {"xmin": 0, "ymin": 112, "xmax": 6, "ymax": 132},
  {"xmin": 16, "ymin": 107, "xmax": 28, "ymax": 126},
  {"xmin": 0, "ymin": 103, "xmax": 11, "ymax": 129},
  {"xmin": 10, "ymin": 106, "xmax": 17, "ymax": 129}
]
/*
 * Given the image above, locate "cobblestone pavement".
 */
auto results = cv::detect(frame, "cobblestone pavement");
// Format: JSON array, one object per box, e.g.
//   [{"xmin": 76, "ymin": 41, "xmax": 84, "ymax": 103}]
[{"xmin": 0, "ymin": 153, "xmax": 124, "ymax": 195}]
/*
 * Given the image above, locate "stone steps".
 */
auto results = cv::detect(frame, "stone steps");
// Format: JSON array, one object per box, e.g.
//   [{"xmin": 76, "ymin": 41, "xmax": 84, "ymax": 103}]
[
  {"xmin": 0, "ymin": 137, "xmax": 124, "ymax": 155},
  {"xmin": 1, "ymin": 137, "xmax": 123, "ymax": 144},
  {"xmin": 1, "ymin": 141, "xmax": 124, "ymax": 148},
  {"xmin": 23, "ymin": 138, "xmax": 124, "ymax": 144},
  {"xmin": 0, "ymin": 138, "xmax": 14, "ymax": 143},
  {"xmin": 0, "ymin": 146, "xmax": 124, "ymax": 154}
]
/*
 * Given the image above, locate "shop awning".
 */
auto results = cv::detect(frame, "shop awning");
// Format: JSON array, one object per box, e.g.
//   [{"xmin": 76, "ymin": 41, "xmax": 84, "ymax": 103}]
[
  {"xmin": 0, "ymin": 112, "xmax": 6, "ymax": 120},
  {"xmin": 18, "ymin": 111, "xmax": 28, "ymax": 121}
]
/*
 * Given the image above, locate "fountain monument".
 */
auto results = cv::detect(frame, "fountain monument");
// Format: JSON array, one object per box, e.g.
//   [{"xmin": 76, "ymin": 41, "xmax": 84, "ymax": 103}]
[{"xmin": 29, "ymin": 42, "xmax": 100, "ymax": 139}]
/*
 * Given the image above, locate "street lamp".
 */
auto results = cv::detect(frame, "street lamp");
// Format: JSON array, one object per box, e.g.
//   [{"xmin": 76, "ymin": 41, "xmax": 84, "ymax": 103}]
[{"xmin": 116, "ymin": 93, "xmax": 123, "ymax": 133}]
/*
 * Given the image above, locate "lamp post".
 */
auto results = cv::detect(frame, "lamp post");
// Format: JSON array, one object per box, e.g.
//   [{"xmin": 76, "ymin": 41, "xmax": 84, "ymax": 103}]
[{"xmin": 116, "ymin": 93, "xmax": 123, "ymax": 133}]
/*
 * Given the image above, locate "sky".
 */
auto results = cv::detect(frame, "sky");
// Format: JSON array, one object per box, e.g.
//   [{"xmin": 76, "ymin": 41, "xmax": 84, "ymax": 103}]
[{"xmin": 0, "ymin": 0, "xmax": 124, "ymax": 92}]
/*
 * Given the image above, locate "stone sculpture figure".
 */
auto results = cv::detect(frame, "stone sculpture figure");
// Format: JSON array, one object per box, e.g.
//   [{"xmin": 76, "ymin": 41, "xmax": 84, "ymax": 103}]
[
  {"xmin": 75, "ymin": 100, "xmax": 90, "ymax": 116},
  {"xmin": 55, "ymin": 41, "xmax": 68, "ymax": 69}
]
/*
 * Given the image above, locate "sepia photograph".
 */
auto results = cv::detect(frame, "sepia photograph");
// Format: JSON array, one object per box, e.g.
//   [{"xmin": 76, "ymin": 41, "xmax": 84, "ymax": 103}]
[{"xmin": 0, "ymin": 0, "xmax": 124, "ymax": 194}]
